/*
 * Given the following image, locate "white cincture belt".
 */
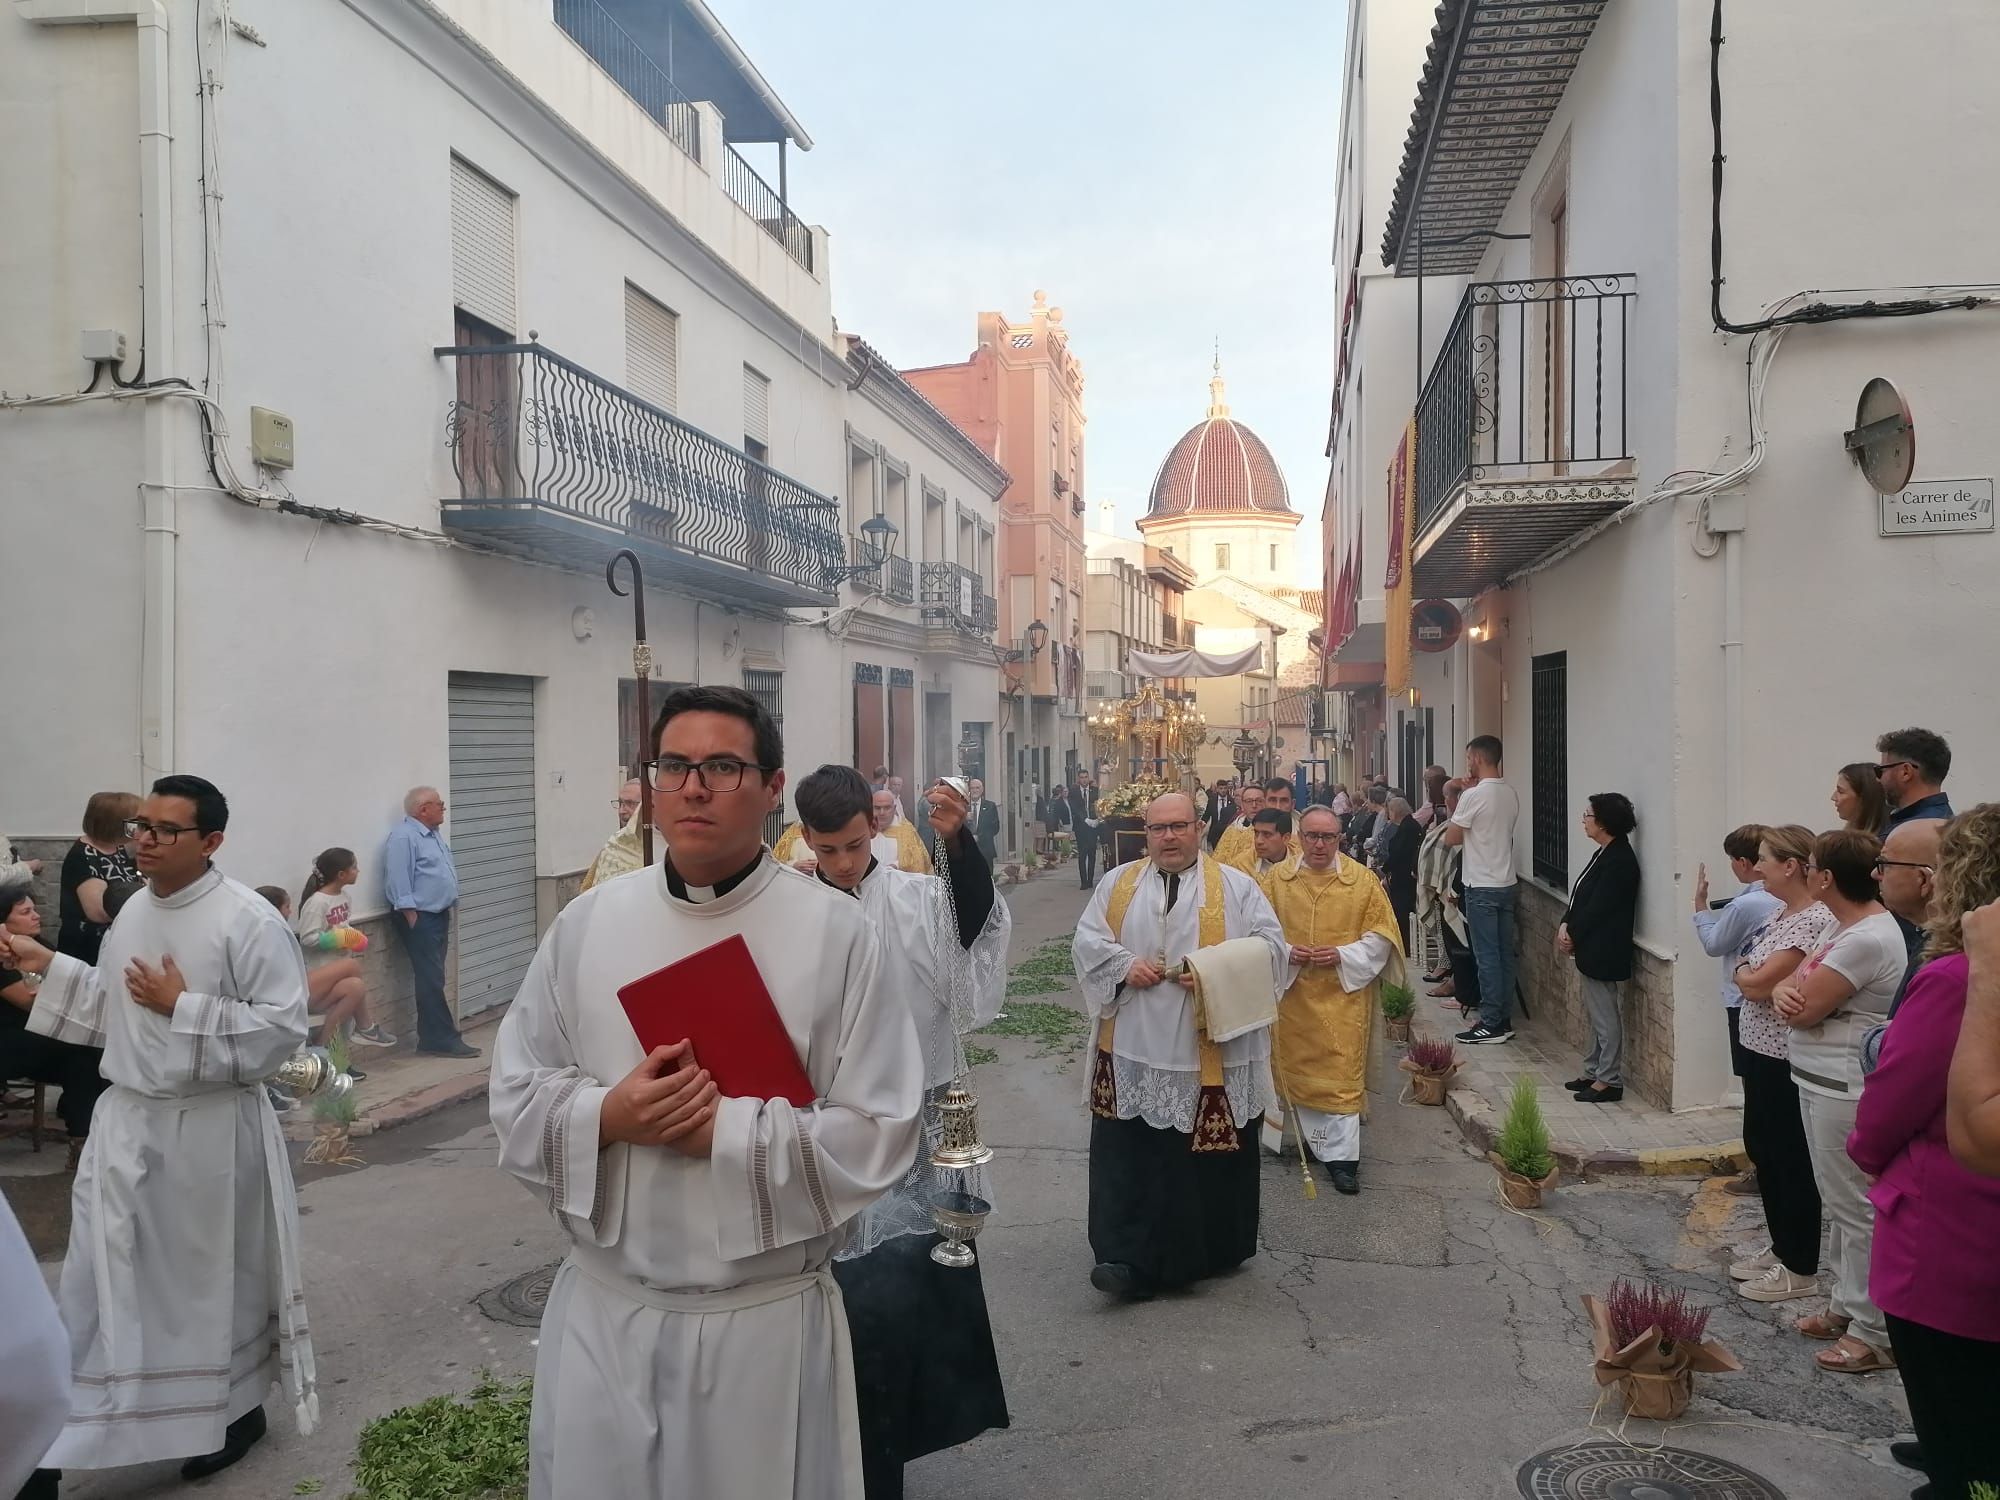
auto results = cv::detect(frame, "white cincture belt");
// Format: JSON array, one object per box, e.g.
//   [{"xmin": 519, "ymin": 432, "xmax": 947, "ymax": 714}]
[{"xmin": 571, "ymin": 1251, "xmax": 837, "ymax": 1317}]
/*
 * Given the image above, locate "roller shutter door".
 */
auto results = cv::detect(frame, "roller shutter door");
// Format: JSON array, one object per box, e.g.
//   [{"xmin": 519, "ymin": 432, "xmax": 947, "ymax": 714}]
[{"xmin": 447, "ymin": 672, "xmax": 538, "ymax": 1015}]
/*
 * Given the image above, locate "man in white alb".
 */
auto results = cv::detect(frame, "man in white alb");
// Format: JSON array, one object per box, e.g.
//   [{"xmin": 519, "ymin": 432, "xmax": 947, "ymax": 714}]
[
  {"xmin": 1072, "ymin": 792, "xmax": 1287, "ymax": 1299},
  {"xmin": 794, "ymin": 764, "xmax": 1011, "ymax": 1498},
  {"xmin": 490, "ymin": 686, "xmax": 923, "ymax": 1500},
  {"xmin": 1444, "ymin": 734, "xmax": 1523, "ymax": 1045},
  {"xmin": 4, "ymin": 776, "xmax": 318, "ymax": 1492}
]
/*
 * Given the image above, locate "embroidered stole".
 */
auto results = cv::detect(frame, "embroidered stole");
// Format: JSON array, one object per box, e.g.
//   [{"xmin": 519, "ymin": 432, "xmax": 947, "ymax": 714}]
[{"xmin": 1089, "ymin": 858, "xmax": 1239, "ymax": 1152}]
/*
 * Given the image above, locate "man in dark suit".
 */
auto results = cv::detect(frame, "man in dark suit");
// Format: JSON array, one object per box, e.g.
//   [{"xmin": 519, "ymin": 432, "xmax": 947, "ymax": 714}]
[
  {"xmin": 965, "ymin": 777, "xmax": 1002, "ymax": 864},
  {"xmin": 1203, "ymin": 779, "xmax": 1237, "ymax": 850},
  {"xmin": 1072, "ymin": 773, "xmax": 1101, "ymax": 887}
]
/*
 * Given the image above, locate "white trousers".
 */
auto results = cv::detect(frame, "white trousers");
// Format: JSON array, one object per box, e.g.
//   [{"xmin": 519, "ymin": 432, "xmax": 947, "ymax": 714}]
[{"xmin": 1798, "ymin": 1087, "xmax": 1885, "ymax": 1347}]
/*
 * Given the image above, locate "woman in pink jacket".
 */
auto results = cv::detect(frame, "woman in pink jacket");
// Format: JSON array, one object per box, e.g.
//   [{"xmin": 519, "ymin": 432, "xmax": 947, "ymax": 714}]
[{"xmin": 1849, "ymin": 804, "xmax": 2000, "ymax": 1500}]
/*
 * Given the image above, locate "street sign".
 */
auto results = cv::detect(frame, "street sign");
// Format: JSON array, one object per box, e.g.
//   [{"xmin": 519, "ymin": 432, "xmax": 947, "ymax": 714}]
[
  {"xmin": 1411, "ymin": 598, "xmax": 1463, "ymax": 653},
  {"xmin": 1877, "ymin": 478, "xmax": 1994, "ymax": 538}
]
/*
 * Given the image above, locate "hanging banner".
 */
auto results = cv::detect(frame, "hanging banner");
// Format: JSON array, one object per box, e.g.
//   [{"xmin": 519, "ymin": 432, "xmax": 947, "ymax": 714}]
[{"xmin": 1384, "ymin": 420, "xmax": 1416, "ymax": 693}]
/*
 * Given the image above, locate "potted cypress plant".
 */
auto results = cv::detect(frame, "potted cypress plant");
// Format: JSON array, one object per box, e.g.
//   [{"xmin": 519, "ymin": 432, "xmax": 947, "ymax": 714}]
[
  {"xmin": 1582, "ymin": 1279, "xmax": 1740, "ymax": 1420},
  {"xmin": 1397, "ymin": 1037, "xmax": 1457, "ymax": 1105},
  {"xmin": 303, "ymin": 1033, "xmax": 364, "ymax": 1168},
  {"xmin": 1490, "ymin": 1075, "xmax": 1558, "ymax": 1207},
  {"xmin": 1380, "ymin": 981, "xmax": 1415, "ymax": 1044}
]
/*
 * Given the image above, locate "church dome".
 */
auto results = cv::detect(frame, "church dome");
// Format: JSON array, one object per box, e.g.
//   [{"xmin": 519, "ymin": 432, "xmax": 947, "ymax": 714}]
[{"xmin": 1145, "ymin": 366, "xmax": 1294, "ymax": 518}]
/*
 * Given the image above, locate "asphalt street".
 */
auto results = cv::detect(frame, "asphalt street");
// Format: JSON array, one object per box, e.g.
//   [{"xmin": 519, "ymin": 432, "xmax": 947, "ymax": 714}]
[{"xmin": 20, "ymin": 871, "xmax": 1918, "ymax": 1500}]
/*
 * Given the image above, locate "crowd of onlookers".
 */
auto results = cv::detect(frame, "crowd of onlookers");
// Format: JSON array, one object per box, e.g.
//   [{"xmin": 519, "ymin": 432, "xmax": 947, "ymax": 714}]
[{"xmin": 2, "ymin": 783, "xmax": 484, "ymax": 1141}]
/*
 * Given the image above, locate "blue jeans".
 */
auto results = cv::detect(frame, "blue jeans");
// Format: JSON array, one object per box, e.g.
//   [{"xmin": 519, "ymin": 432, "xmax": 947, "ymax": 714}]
[
  {"xmin": 1463, "ymin": 884, "xmax": 1518, "ymax": 1031},
  {"xmin": 396, "ymin": 908, "xmax": 462, "ymax": 1050}
]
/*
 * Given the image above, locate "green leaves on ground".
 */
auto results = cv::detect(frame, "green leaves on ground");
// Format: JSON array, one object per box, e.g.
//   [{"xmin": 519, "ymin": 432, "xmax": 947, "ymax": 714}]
[
  {"xmin": 1011, "ymin": 939, "xmax": 1076, "ymax": 979},
  {"xmin": 346, "ymin": 1373, "xmax": 532, "ymax": 1500},
  {"xmin": 964, "ymin": 1043, "xmax": 1000, "ymax": 1068},
  {"xmin": 1005, "ymin": 974, "xmax": 1067, "ymax": 996},
  {"xmin": 978, "ymin": 1002, "xmax": 1088, "ymax": 1057}
]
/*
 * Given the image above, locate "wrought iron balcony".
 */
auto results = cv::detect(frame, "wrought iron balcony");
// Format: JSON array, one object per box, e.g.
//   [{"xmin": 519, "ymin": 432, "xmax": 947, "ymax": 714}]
[
  {"xmin": 920, "ymin": 561, "xmax": 994, "ymax": 637},
  {"xmin": 437, "ymin": 341, "xmax": 843, "ymax": 609},
  {"xmin": 885, "ymin": 554, "xmax": 914, "ymax": 605},
  {"xmin": 1412, "ymin": 274, "xmax": 1638, "ymax": 596},
  {"xmin": 720, "ymin": 144, "xmax": 814, "ymax": 273},
  {"xmin": 554, "ymin": 0, "xmax": 701, "ymax": 163}
]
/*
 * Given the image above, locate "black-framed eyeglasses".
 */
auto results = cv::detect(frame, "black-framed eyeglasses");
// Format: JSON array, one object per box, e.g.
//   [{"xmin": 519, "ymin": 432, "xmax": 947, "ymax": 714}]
[
  {"xmin": 1872, "ymin": 858, "xmax": 1933, "ymax": 874},
  {"xmin": 1300, "ymin": 831, "xmax": 1341, "ymax": 843},
  {"xmin": 1871, "ymin": 760, "xmax": 1915, "ymax": 778},
  {"xmin": 645, "ymin": 757, "xmax": 772, "ymax": 793},
  {"xmin": 126, "ymin": 818, "xmax": 198, "ymax": 844},
  {"xmin": 1144, "ymin": 820, "xmax": 1198, "ymax": 836}
]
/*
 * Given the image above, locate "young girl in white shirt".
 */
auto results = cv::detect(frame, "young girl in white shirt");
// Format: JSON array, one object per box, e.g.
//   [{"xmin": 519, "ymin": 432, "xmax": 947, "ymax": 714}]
[{"xmin": 294, "ymin": 847, "xmax": 395, "ymax": 1050}]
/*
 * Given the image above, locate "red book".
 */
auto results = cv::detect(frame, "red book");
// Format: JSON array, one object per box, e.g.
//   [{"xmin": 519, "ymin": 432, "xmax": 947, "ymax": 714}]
[{"xmin": 616, "ymin": 934, "xmax": 817, "ymax": 1107}]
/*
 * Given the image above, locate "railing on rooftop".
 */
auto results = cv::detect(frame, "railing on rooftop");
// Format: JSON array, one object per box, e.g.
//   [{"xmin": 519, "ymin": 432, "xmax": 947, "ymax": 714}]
[
  {"xmin": 1415, "ymin": 274, "xmax": 1634, "ymax": 533},
  {"xmin": 720, "ymin": 144, "xmax": 814, "ymax": 273},
  {"xmin": 554, "ymin": 0, "xmax": 701, "ymax": 163},
  {"xmin": 438, "ymin": 341, "xmax": 842, "ymax": 607}
]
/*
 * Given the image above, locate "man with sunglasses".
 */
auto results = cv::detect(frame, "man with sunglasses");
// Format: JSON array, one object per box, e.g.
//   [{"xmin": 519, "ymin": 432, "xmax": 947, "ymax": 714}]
[
  {"xmin": 1258, "ymin": 806, "xmax": 1405, "ymax": 1195},
  {"xmin": 3, "ymin": 775, "xmax": 318, "ymax": 1490},
  {"xmin": 490, "ymin": 685, "xmax": 923, "ymax": 1500},
  {"xmin": 1875, "ymin": 727, "xmax": 1954, "ymax": 832}
]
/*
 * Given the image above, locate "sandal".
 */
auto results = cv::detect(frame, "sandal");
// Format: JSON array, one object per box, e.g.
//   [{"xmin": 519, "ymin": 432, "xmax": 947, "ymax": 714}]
[
  {"xmin": 1815, "ymin": 1336, "xmax": 1895, "ymax": 1373},
  {"xmin": 1794, "ymin": 1312, "xmax": 1850, "ymax": 1340}
]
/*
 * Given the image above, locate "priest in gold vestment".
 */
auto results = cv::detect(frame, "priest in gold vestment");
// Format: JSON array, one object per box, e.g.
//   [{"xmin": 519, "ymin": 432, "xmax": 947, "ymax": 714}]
[{"xmin": 1259, "ymin": 805, "xmax": 1404, "ymax": 1195}]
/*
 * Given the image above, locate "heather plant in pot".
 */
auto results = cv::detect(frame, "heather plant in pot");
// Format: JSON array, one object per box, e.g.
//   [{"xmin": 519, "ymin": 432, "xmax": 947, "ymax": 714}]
[
  {"xmin": 1380, "ymin": 981, "xmax": 1415, "ymax": 1044},
  {"xmin": 1581, "ymin": 1278, "xmax": 1740, "ymax": 1420},
  {"xmin": 1398, "ymin": 1036, "xmax": 1457, "ymax": 1106},
  {"xmin": 1490, "ymin": 1075, "xmax": 1557, "ymax": 1206}
]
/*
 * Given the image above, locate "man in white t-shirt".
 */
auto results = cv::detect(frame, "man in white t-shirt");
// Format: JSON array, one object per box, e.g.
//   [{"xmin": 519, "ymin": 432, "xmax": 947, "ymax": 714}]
[{"xmin": 1442, "ymin": 735, "xmax": 1522, "ymax": 1044}]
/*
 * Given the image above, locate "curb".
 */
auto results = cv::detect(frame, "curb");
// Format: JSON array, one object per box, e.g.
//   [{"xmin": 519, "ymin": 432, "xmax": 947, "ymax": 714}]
[
  {"xmin": 282, "ymin": 1068, "xmax": 489, "ymax": 1144},
  {"xmin": 1434, "ymin": 1063, "xmax": 1746, "ymax": 1181}
]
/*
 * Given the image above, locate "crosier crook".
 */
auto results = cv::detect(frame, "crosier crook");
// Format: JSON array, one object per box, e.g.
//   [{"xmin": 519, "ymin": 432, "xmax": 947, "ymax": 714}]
[{"xmin": 608, "ymin": 549, "xmax": 655, "ymax": 867}]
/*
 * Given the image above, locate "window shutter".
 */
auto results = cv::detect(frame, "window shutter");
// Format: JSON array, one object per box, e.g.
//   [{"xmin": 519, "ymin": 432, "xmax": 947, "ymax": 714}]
[
  {"xmin": 742, "ymin": 365, "xmax": 770, "ymax": 446},
  {"xmin": 450, "ymin": 156, "xmax": 517, "ymax": 333},
  {"xmin": 624, "ymin": 284, "xmax": 679, "ymax": 413}
]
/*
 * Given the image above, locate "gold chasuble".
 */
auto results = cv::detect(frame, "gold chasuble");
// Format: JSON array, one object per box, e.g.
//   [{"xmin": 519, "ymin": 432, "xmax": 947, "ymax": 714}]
[
  {"xmin": 773, "ymin": 820, "xmax": 934, "ymax": 875},
  {"xmin": 1090, "ymin": 858, "xmax": 1237, "ymax": 1151},
  {"xmin": 1261, "ymin": 858, "xmax": 1403, "ymax": 1118}
]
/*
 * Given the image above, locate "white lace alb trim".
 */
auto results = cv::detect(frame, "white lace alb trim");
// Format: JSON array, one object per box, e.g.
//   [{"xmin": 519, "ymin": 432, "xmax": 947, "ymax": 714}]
[{"xmin": 1091, "ymin": 1054, "xmax": 1270, "ymax": 1134}]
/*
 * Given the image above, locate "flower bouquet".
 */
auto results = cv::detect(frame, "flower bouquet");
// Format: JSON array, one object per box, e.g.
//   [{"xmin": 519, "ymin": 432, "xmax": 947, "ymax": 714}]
[{"xmin": 1582, "ymin": 1278, "xmax": 1739, "ymax": 1420}]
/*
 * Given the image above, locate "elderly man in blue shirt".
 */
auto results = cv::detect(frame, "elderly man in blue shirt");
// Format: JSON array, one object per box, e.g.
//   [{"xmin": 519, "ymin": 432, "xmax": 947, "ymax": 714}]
[{"xmin": 384, "ymin": 786, "xmax": 475, "ymax": 1058}]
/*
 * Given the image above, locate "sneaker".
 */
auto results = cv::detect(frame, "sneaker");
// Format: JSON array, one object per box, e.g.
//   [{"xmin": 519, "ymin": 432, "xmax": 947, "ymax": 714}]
[
  {"xmin": 1455, "ymin": 1023, "xmax": 1515, "ymax": 1045},
  {"xmin": 1724, "ymin": 1169, "xmax": 1760, "ymax": 1196},
  {"xmin": 1728, "ymin": 1246, "xmax": 1778, "ymax": 1281},
  {"xmin": 1738, "ymin": 1263, "xmax": 1819, "ymax": 1302},
  {"xmin": 344, "ymin": 1065, "xmax": 367, "ymax": 1083},
  {"xmin": 264, "ymin": 1086, "xmax": 296, "ymax": 1116},
  {"xmin": 351, "ymin": 1024, "xmax": 397, "ymax": 1049}
]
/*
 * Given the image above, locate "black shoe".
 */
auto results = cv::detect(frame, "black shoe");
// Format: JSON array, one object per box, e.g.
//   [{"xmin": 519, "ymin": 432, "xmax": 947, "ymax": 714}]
[
  {"xmin": 1909, "ymin": 1485, "xmax": 1933, "ymax": 1500},
  {"xmin": 345, "ymin": 1065, "xmax": 367, "ymax": 1083},
  {"xmin": 181, "ymin": 1404, "xmax": 266, "ymax": 1480},
  {"xmin": 1562, "ymin": 1077, "xmax": 1593, "ymax": 1092},
  {"xmin": 417, "ymin": 1040, "xmax": 480, "ymax": 1059},
  {"xmin": 18, "ymin": 1469, "xmax": 60, "ymax": 1500},
  {"xmin": 1889, "ymin": 1441, "xmax": 1927, "ymax": 1474},
  {"xmin": 1575, "ymin": 1084, "xmax": 1624, "ymax": 1103},
  {"xmin": 1089, "ymin": 1262, "xmax": 1153, "ymax": 1300},
  {"xmin": 1327, "ymin": 1161, "xmax": 1360, "ymax": 1195},
  {"xmin": 1456, "ymin": 1023, "xmax": 1515, "ymax": 1045}
]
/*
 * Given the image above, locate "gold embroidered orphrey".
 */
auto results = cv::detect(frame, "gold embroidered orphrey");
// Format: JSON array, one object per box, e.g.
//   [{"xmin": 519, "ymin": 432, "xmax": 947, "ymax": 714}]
[{"xmin": 1089, "ymin": 857, "xmax": 1240, "ymax": 1152}]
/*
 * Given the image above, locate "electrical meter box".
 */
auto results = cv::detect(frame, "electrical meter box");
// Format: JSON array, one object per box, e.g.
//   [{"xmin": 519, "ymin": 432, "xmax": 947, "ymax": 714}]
[{"xmin": 250, "ymin": 407, "xmax": 295, "ymax": 470}]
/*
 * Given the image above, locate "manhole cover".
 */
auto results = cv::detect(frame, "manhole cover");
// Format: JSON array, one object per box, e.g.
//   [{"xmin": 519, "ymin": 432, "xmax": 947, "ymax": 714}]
[
  {"xmin": 1517, "ymin": 1443, "xmax": 1784, "ymax": 1500},
  {"xmin": 474, "ymin": 1261, "xmax": 560, "ymax": 1328}
]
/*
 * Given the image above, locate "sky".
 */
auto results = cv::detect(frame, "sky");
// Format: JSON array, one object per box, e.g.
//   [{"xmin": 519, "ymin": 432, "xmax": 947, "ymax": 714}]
[{"xmin": 718, "ymin": 0, "xmax": 1349, "ymax": 580}]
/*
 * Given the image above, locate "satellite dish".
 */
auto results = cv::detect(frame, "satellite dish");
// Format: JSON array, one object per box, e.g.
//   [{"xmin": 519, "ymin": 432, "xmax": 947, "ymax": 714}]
[{"xmin": 1843, "ymin": 377, "xmax": 1915, "ymax": 495}]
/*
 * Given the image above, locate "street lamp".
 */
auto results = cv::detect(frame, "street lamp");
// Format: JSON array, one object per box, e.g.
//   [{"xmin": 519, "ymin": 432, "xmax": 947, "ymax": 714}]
[
  {"xmin": 1024, "ymin": 619, "xmax": 1049, "ymax": 656},
  {"xmin": 826, "ymin": 510, "xmax": 900, "ymax": 584},
  {"xmin": 956, "ymin": 731, "xmax": 983, "ymax": 779}
]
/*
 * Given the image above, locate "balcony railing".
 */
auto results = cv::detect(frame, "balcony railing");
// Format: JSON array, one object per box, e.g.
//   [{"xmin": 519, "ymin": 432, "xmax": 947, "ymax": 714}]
[
  {"xmin": 920, "ymin": 561, "xmax": 995, "ymax": 637},
  {"xmin": 1415, "ymin": 274, "xmax": 1634, "ymax": 533},
  {"xmin": 720, "ymin": 144, "xmax": 814, "ymax": 273},
  {"xmin": 845, "ymin": 534, "xmax": 884, "ymax": 594},
  {"xmin": 1086, "ymin": 670, "xmax": 1128, "ymax": 701},
  {"xmin": 885, "ymin": 554, "xmax": 914, "ymax": 604},
  {"xmin": 554, "ymin": 0, "xmax": 701, "ymax": 163},
  {"xmin": 437, "ymin": 341, "xmax": 843, "ymax": 609}
]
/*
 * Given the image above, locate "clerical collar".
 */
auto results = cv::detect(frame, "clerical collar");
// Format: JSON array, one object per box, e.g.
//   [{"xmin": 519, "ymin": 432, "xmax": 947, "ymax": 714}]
[
  {"xmin": 815, "ymin": 857, "xmax": 880, "ymax": 900},
  {"xmin": 1157, "ymin": 857, "xmax": 1197, "ymax": 909},
  {"xmin": 664, "ymin": 849, "xmax": 765, "ymax": 904},
  {"xmin": 152, "ymin": 865, "xmax": 223, "ymax": 909}
]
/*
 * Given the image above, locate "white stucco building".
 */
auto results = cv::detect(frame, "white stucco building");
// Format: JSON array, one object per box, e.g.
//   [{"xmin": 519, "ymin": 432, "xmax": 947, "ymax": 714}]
[
  {"xmin": 0, "ymin": 0, "xmax": 995, "ymax": 1029},
  {"xmin": 1325, "ymin": 0, "xmax": 2000, "ymax": 1108}
]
